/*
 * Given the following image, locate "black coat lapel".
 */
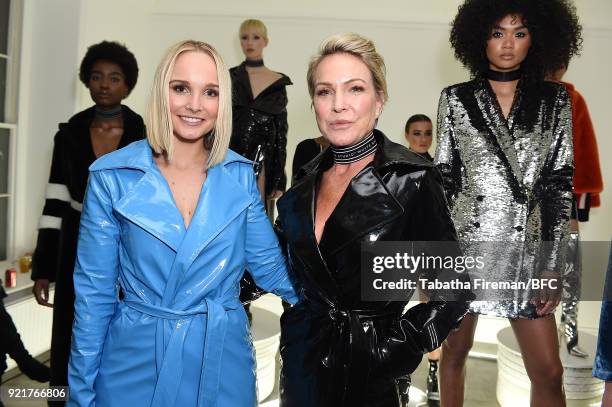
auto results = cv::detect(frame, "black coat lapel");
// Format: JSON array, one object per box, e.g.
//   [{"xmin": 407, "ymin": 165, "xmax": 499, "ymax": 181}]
[
  {"xmin": 318, "ymin": 166, "xmax": 403, "ymax": 258},
  {"xmin": 277, "ymin": 172, "xmax": 340, "ymax": 303}
]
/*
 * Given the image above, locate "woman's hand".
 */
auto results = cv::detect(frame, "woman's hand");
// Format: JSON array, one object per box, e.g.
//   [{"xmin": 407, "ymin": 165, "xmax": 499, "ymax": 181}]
[
  {"xmin": 268, "ymin": 190, "xmax": 283, "ymax": 200},
  {"xmin": 373, "ymin": 301, "xmax": 470, "ymax": 378},
  {"xmin": 533, "ymin": 270, "xmax": 561, "ymax": 316},
  {"xmin": 32, "ymin": 279, "xmax": 53, "ymax": 307}
]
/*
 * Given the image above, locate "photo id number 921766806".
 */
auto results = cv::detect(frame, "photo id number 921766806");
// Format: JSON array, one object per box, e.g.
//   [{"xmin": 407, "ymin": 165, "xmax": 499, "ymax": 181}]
[{"xmin": 1, "ymin": 386, "xmax": 69, "ymax": 401}]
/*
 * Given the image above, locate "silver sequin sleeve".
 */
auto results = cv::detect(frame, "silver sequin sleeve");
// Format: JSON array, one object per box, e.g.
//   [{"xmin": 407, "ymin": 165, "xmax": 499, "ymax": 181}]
[{"xmin": 436, "ymin": 89, "xmax": 459, "ymax": 207}]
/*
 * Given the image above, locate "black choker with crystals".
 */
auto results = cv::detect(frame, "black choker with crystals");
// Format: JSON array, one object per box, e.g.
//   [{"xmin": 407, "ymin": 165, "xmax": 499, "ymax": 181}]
[
  {"xmin": 485, "ymin": 68, "xmax": 521, "ymax": 82},
  {"xmin": 244, "ymin": 59, "xmax": 264, "ymax": 67},
  {"xmin": 95, "ymin": 105, "xmax": 122, "ymax": 120},
  {"xmin": 331, "ymin": 131, "xmax": 377, "ymax": 164}
]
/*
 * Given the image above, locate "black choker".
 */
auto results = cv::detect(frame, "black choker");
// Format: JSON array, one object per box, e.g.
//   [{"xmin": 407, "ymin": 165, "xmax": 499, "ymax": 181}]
[
  {"xmin": 244, "ymin": 59, "xmax": 264, "ymax": 67},
  {"xmin": 331, "ymin": 131, "xmax": 377, "ymax": 164},
  {"xmin": 485, "ymin": 68, "xmax": 521, "ymax": 82},
  {"xmin": 95, "ymin": 105, "xmax": 122, "ymax": 120}
]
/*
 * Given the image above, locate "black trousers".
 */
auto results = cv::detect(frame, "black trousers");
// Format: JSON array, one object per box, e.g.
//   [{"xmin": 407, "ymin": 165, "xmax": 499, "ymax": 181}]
[
  {"xmin": 47, "ymin": 279, "xmax": 75, "ymax": 407},
  {"xmin": 0, "ymin": 299, "xmax": 17, "ymax": 378}
]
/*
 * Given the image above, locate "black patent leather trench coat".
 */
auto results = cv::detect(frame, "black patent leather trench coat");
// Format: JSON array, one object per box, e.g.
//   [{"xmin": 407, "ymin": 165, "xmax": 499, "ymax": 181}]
[
  {"xmin": 229, "ymin": 62, "xmax": 292, "ymax": 195},
  {"xmin": 277, "ymin": 130, "xmax": 468, "ymax": 407}
]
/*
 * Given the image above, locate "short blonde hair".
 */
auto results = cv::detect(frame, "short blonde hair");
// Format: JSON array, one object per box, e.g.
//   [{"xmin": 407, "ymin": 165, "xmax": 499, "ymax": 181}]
[
  {"xmin": 307, "ymin": 33, "xmax": 388, "ymax": 104},
  {"xmin": 239, "ymin": 19, "xmax": 268, "ymax": 41},
  {"xmin": 145, "ymin": 40, "xmax": 232, "ymax": 168}
]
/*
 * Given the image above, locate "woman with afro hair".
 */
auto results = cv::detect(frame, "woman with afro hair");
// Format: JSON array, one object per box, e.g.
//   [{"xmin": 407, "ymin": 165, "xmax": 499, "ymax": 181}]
[
  {"xmin": 434, "ymin": 0, "xmax": 582, "ymax": 405},
  {"xmin": 31, "ymin": 40, "xmax": 145, "ymax": 404}
]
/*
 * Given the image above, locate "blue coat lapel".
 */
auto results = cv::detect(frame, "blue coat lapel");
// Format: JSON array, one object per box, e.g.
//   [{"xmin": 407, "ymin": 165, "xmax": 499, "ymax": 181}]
[
  {"xmin": 183, "ymin": 163, "xmax": 252, "ymax": 259},
  {"xmin": 114, "ymin": 169, "xmax": 185, "ymax": 252},
  {"xmin": 160, "ymin": 162, "xmax": 252, "ymax": 306},
  {"xmin": 91, "ymin": 140, "xmax": 185, "ymax": 252}
]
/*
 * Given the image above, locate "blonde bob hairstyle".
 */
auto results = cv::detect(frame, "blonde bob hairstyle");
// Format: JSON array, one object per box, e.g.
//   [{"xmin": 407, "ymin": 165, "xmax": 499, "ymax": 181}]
[
  {"xmin": 306, "ymin": 33, "xmax": 388, "ymax": 104},
  {"xmin": 239, "ymin": 19, "xmax": 268, "ymax": 41},
  {"xmin": 145, "ymin": 40, "xmax": 232, "ymax": 168}
]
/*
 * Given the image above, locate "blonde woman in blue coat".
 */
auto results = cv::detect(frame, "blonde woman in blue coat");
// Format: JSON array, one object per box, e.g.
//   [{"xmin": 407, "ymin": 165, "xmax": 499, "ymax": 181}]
[{"xmin": 67, "ymin": 40, "xmax": 298, "ymax": 407}]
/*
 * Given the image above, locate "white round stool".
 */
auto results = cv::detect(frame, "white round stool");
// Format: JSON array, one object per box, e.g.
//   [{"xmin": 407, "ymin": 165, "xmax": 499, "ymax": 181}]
[
  {"xmin": 251, "ymin": 304, "xmax": 282, "ymax": 403},
  {"xmin": 496, "ymin": 327, "xmax": 604, "ymax": 406}
]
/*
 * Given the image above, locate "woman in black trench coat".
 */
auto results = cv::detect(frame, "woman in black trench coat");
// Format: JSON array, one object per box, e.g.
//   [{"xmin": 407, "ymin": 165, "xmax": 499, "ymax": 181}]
[
  {"xmin": 30, "ymin": 41, "xmax": 144, "ymax": 404},
  {"xmin": 276, "ymin": 33, "xmax": 472, "ymax": 407}
]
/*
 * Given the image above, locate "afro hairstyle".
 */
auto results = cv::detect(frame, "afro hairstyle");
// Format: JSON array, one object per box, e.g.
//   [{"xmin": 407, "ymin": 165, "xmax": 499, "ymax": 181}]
[
  {"xmin": 450, "ymin": 0, "xmax": 582, "ymax": 81},
  {"xmin": 79, "ymin": 41, "xmax": 139, "ymax": 93}
]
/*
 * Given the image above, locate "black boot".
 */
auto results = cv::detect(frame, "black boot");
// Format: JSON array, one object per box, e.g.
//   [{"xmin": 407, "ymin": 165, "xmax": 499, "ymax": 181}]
[
  {"xmin": 395, "ymin": 374, "xmax": 411, "ymax": 407},
  {"xmin": 0, "ymin": 305, "xmax": 50, "ymax": 382},
  {"xmin": 559, "ymin": 300, "xmax": 588, "ymax": 357},
  {"xmin": 426, "ymin": 360, "xmax": 440, "ymax": 406}
]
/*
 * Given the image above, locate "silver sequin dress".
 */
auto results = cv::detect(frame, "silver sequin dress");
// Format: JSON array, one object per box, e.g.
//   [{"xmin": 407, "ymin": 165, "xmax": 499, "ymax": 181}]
[{"xmin": 435, "ymin": 76, "xmax": 574, "ymax": 319}]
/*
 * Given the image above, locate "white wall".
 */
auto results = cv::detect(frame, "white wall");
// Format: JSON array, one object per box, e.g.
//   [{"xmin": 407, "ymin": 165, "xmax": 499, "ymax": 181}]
[
  {"xmin": 14, "ymin": 0, "xmax": 612, "ymax": 337},
  {"xmin": 14, "ymin": 0, "xmax": 81, "ymax": 258}
]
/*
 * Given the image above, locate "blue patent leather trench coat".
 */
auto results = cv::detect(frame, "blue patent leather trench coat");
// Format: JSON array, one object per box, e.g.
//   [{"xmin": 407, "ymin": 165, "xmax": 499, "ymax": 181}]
[{"xmin": 67, "ymin": 140, "xmax": 298, "ymax": 407}]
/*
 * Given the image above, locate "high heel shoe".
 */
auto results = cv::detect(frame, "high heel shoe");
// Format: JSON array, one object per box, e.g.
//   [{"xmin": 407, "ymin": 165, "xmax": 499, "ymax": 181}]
[
  {"xmin": 395, "ymin": 374, "xmax": 411, "ymax": 407},
  {"xmin": 426, "ymin": 360, "xmax": 440, "ymax": 406},
  {"xmin": 559, "ymin": 300, "xmax": 588, "ymax": 358}
]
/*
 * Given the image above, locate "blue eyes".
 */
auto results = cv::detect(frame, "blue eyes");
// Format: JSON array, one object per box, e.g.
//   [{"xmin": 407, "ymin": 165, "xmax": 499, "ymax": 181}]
[{"xmin": 171, "ymin": 85, "xmax": 218, "ymax": 97}]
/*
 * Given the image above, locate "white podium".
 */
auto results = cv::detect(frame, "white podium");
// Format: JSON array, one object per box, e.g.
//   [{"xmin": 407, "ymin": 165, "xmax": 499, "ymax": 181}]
[
  {"xmin": 251, "ymin": 299, "xmax": 283, "ymax": 403},
  {"xmin": 496, "ymin": 327, "xmax": 604, "ymax": 406}
]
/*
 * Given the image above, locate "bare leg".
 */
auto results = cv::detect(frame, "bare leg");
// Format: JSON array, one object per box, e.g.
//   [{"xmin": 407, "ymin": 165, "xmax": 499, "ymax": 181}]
[
  {"xmin": 439, "ymin": 313, "xmax": 478, "ymax": 407},
  {"xmin": 603, "ymin": 382, "xmax": 612, "ymax": 407},
  {"xmin": 510, "ymin": 315, "xmax": 565, "ymax": 407}
]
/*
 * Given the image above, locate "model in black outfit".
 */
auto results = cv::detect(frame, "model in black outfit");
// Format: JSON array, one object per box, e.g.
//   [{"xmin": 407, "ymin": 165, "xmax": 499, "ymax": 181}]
[
  {"xmin": 231, "ymin": 19, "xmax": 292, "ymax": 320},
  {"xmin": 230, "ymin": 63, "xmax": 291, "ymax": 195},
  {"xmin": 30, "ymin": 41, "xmax": 144, "ymax": 405},
  {"xmin": 405, "ymin": 114, "xmax": 438, "ymax": 404},
  {"xmin": 229, "ymin": 19, "xmax": 291, "ymax": 200},
  {"xmin": 404, "ymin": 114, "xmax": 434, "ymax": 162}
]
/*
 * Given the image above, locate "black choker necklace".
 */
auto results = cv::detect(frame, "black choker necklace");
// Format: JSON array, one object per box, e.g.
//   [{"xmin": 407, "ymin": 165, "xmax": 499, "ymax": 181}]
[
  {"xmin": 485, "ymin": 68, "xmax": 521, "ymax": 82},
  {"xmin": 331, "ymin": 131, "xmax": 377, "ymax": 164},
  {"xmin": 95, "ymin": 105, "xmax": 122, "ymax": 120},
  {"xmin": 244, "ymin": 59, "xmax": 264, "ymax": 67}
]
